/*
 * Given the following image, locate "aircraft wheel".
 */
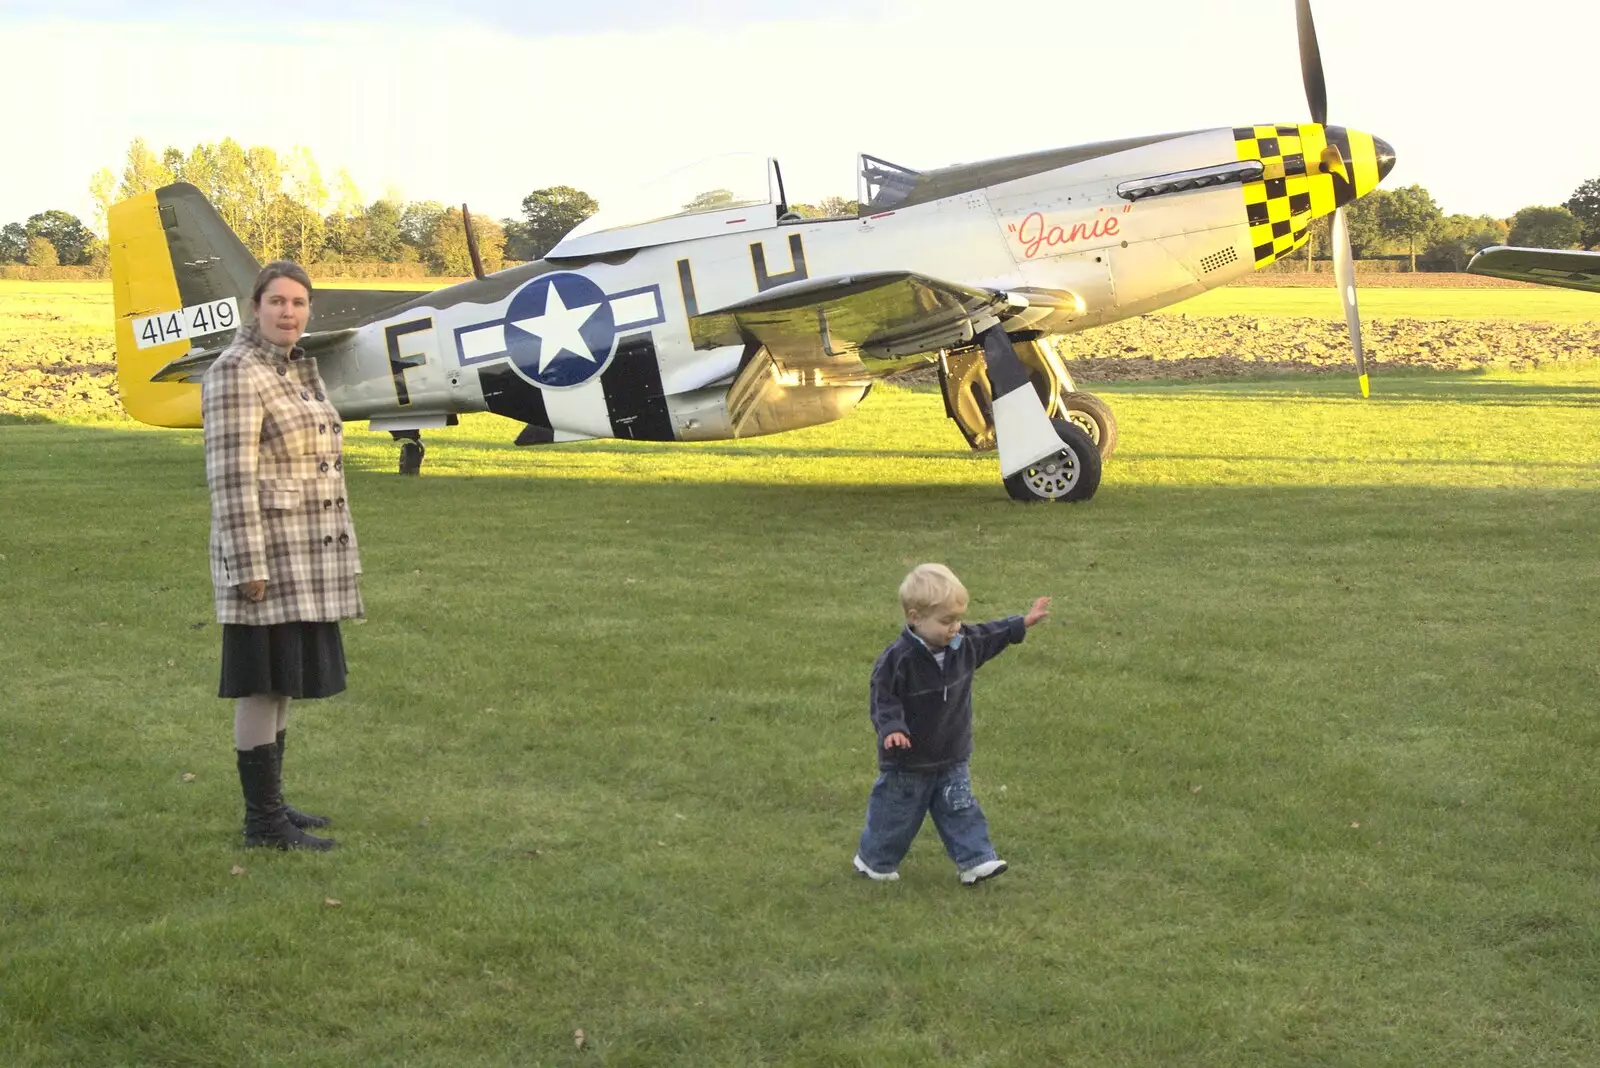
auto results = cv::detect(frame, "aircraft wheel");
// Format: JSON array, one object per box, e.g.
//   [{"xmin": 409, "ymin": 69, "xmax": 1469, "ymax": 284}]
[
  {"xmin": 1003, "ymin": 419, "xmax": 1101, "ymax": 503},
  {"xmin": 398, "ymin": 440, "xmax": 425, "ymax": 476},
  {"xmin": 1062, "ymin": 391, "xmax": 1118, "ymax": 458}
]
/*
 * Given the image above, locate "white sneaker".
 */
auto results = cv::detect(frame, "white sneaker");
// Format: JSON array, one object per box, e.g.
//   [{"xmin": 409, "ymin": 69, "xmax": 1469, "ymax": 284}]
[
  {"xmin": 853, "ymin": 854, "xmax": 900, "ymax": 881},
  {"xmin": 959, "ymin": 859, "xmax": 1008, "ymax": 885}
]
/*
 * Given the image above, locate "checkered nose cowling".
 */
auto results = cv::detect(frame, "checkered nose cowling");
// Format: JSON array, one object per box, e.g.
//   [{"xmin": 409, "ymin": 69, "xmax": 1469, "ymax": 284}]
[{"xmin": 1231, "ymin": 123, "xmax": 1396, "ymax": 268}]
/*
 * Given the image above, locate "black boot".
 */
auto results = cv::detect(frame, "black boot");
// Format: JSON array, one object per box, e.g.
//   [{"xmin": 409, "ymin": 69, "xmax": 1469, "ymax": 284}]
[
  {"xmin": 276, "ymin": 729, "xmax": 331, "ymax": 829},
  {"xmin": 237, "ymin": 743, "xmax": 336, "ymax": 851}
]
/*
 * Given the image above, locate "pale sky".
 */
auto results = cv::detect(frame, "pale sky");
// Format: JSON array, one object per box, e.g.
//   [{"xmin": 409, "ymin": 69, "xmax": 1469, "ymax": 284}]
[{"xmin": 3, "ymin": 0, "xmax": 1596, "ymax": 230}]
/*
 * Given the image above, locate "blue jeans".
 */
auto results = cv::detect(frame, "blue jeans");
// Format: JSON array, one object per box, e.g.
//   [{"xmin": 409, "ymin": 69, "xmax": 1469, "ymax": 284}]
[{"xmin": 856, "ymin": 762, "xmax": 997, "ymax": 873}]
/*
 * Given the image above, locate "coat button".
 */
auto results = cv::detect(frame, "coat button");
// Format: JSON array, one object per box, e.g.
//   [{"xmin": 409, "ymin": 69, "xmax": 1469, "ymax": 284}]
[
  {"xmin": 319, "ymin": 462, "xmax": 329, "ymax": 473},
  {"xmin": 335, "ymin": 460, "xmax": 343, "ymax": 471},
  {"xmin": 333, "ymin": 424, "xmax": 342, "ymax": 434},
  {"xmin": 301, "ymin": 391, "xmax": 310, "ymax": 400},
  {"xmin": 315, "ymin": 391, "xmax": 326, "ymax": 401},
  {"xmin": 323, "ymin": 499, "xmax": 333, "ymax": 509},
  {"xmin": 319, "ymin": 424, "xmax": 327, "ymax": 434},
  {"xmin": 338, "ymin": 533, "xmax": 350, "ymax": 545},
  {"xmin": 336, "ymin": 498, "xmax": 345, "ymax": 509},
  {"xmin": 276, "ymin": 367, "xmax": 287, "ymax": 376},
  {"xmin": 323, "ymin": 535, "xmax": 333, "ymax": 545}
]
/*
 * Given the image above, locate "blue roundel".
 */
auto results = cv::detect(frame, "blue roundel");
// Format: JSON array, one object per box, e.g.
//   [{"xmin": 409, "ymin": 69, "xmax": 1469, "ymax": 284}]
[{"xmin": 503, "ymin": 273, "xmax": 616, "ymax": 388}]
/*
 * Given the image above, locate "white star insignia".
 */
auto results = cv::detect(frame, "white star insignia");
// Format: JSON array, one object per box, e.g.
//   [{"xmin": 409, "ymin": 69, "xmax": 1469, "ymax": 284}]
[{"xmin": 511, "ymin": 284, "xmax": 604, "ymax": 373}]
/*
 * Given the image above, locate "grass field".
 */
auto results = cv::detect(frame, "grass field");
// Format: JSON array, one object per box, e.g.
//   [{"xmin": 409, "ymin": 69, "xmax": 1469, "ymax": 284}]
[
  {"xmin": 6, "ymin": 345, "xmax": 1600, "ymax": 1064},
  {"xmin": 6, "ymin": 280, "xmax": 1600, "ymax": 1064},
  {"xmin": 1163, "ymin": 285, "xmax": 1600, "ymax": 323}
]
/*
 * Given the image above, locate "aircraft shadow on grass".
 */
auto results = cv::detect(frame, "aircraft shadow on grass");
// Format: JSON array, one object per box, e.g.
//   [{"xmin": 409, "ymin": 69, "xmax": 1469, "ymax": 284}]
[
  {"xmin": 14, "ymin": 424, "xmax": 1600, "ymax": 509},
  {"xmin": 1115, "ymin": 381, "xmax": 1600, "ymax": 409}
]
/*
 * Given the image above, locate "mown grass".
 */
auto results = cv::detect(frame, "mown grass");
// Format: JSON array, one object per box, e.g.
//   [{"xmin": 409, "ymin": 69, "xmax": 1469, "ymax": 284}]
[
  {"xmin": 3, "ymin": 365, "xmax": 1600, "ymax": 1066},
  {"xmin": 1165, "ymin": 285, "xmax": 1600, "ymax": 323}
]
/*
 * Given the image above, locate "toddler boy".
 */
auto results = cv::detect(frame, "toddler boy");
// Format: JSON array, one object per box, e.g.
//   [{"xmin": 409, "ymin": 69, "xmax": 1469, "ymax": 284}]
[{"xmin": 853, "ymin": 563, "xmax": 1049, "ymax": 885}]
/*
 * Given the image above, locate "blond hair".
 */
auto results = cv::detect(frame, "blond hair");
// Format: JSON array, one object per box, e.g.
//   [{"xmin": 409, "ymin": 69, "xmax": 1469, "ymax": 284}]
[{"xmin": 899, "ymin": 563, "xmax": 968, "ymax": 616}]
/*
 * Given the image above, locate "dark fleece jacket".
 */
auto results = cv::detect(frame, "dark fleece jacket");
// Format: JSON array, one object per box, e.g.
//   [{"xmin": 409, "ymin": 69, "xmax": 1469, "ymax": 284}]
[{"xmin": 868, "ymin": 616, "xmax": 1026, "ymax": 771}]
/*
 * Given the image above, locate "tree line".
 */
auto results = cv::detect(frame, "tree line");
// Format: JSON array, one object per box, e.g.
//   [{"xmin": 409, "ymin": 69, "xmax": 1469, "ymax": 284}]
[
  {"xmin": 0, "ymin": 138, "xmax": 610, "ymax": 274},
  {"xmin": 1302, "ymin": 182, "xmax": 1600, "ymax": 272},
  {"xmin": 4, "ymin": 138, "xmax": 1599, "ymax": 274}
]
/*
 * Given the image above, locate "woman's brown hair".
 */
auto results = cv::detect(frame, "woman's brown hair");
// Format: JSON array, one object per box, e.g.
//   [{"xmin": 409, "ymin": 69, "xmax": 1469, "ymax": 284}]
[{"xmin": 250, "ymin": 260, "xmax": 314, "ymax": 307}]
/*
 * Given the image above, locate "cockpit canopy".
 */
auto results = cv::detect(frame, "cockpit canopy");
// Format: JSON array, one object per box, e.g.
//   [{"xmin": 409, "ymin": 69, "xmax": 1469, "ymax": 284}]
[
  {"xmin": 547, "ymin": 154, "xmax": 783, "ymax": 260},
  {"xmin": 857, "ymin": 154, "xmax": 921, "ymax": 214},
  {"xmin": 546, "ymin": 136, "xmax": 1207, "ymax": 259},
  {"xmin": 545, "ymin": 151, "xmax": 947, "ymax": 259}
]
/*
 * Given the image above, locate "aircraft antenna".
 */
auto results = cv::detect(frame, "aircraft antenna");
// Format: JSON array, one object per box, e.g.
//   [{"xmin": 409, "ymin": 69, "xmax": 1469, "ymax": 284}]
[{"xmin": 462, "ymin": 204, "xmax": 487, "ymax": 281}]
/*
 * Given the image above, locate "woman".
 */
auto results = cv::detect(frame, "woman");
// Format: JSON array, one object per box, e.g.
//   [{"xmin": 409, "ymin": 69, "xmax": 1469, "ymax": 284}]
[{"xmin": 202, "ymin": 261, "xmax": 362, "ymax": 851}]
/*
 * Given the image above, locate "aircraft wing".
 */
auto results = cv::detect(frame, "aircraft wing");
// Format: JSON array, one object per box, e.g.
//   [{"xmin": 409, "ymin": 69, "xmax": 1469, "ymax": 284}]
[
  {"xmin": 689, "ymin": 271, "xmax": 1019, "ymax": 362},
  {"xmin": 149, "ymin": 328, "xmax": 357, "ymax": 383},
  {"xmin": 1466, "ymin": 246, "xmax": 1600, "ymax": 293}
]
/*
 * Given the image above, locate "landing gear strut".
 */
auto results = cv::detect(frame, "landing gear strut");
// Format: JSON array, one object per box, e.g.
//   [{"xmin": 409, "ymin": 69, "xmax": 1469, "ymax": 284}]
[
  {"xmin": 974, "ymin": 327, "xmax": 1100, "ymax": 503},
  {"xmin": 940, "ymin": 335, "xmax": 1118, "ymax": 460},
  {"xmin": 391, "ymin": 429, "xmax": 426, "ymax": 475}
]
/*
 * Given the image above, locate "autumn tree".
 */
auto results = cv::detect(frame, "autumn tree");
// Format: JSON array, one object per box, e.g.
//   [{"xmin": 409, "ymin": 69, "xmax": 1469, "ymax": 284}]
[
  {"xmin": 506, "ymin": 186, "xmax": 598, "ymax": 261},
  {"xmin": 321, "ymin": 167, "xmax": 365, "ymax": 262},
  {"xmin": 25, "ymin": 210, "xmax": 94, "ymax": 266},
  {"xmin": 1339, "ymin": 189, "xmax": 1386, "ymax": 257},
  {"xmin": 426, "ymin": 207, "xmax": 505, "ymax": 275},
  {"xmin": 1296, "ymin": 215, "xmax": 1333, "ymax": 270},
  {"xmin": 1419, "ymin": 214, "xmax": 1507, "ymax": 272},
  {"xmin": 285, "ymin": 147, "xmax": 328, "ymax": 265},
  {"xmin": 0, "ymin": 223, "xmax": 27, "ymax": 262},
  {"xmin": 212, "ymin": 139, "xmax": 252, "ymax": 238},
  {"xmin": 25, "ymin": 236, "xmax": 59, "ymax": 267},
  {"xmin": 91, "ymin": 137, "xmax": 612, "ymax": 272},
  {"xmin": 1508, "ymin": 205, "xmax": 1582, "ymax": 249},
  {"xmin": 788, "ymin": 195, "xmax": 858, "ymax": 219},
  {"xmin": 274, "ymin": 195, "xmax": 323, "ymax": 264},
  {"xmin": 1562, "ymin": 178, "xmax": 1600, "ymax": 249},
  {"xmin": 683, "ymin": 188, "xmax": 736, "ymax": 212},
  {"xmin": 399, "ymin": 200, "xmax": 448, "ymax": 253},
  {"xmin": 118, "ymin": 138, "xmax": 172, "ymax": 199},
  {"xmin": 358, "ymin": 199, "xmax": 406, "ymax": 261},
  {"xmin": 239, "ymin": 145, "xmax": 283, "ymax": 261},
  {"xmin": 1378, "ymin": 185, "xmax": 1442, "ymax": 272},
  {"xmin": 174, "ymin": 143, "xmax": 221, "ymax": 200},
  {"xmin": 88, "ymin": 168, "xmax": 116, "ymax": 240}
]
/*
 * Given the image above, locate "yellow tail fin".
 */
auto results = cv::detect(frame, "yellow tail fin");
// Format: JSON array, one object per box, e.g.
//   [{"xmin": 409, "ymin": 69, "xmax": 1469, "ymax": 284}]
[{"xmin": 109, "ymin": 184, "xmax": 260, "ymax": 427}]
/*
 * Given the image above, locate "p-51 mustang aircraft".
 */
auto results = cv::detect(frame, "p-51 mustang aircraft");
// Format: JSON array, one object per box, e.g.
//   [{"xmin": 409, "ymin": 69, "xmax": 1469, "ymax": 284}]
[{"xmin": 108, "ymin": 0, "xmax": 1393, "ymax": 503}]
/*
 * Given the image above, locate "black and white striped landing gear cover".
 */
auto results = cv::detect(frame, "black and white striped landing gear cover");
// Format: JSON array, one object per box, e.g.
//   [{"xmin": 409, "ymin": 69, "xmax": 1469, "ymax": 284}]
[
  {"xmin": 1003, "ymin": 418, "xmax": 1101, "ymax": 502},
  {"xmin": 978, "ymin": 327, "xmax": 1101, "ymax": 503}
]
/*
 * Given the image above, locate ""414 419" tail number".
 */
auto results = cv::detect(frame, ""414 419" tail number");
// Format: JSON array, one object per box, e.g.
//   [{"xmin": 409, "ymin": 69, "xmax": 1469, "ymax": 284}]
[{"xmin": 132, "ymin": 297, "xmax": 239, "ymax": 350}]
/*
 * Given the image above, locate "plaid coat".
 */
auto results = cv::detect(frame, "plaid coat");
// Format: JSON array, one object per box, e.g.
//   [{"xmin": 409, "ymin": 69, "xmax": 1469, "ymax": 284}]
[{"xmin": 202, "ymin": 324, "xmax": 364, "ymax": 626}]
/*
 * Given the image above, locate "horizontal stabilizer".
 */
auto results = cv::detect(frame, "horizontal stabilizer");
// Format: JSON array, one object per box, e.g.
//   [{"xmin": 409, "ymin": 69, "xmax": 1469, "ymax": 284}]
[{"xmin": 149, "ymin": 329, "xmax": 356, "ymax": 383}]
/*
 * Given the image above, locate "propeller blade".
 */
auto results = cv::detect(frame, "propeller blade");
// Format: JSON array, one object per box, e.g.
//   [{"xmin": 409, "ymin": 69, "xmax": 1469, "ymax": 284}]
[
  {"xmin": 1331, "ymin": 206, "xmax": 1369, "ymax": 397},
  {"xmin": 462, "ymin": 203, "xmax": 486, "ymax": 281},
  {"xmin": 1295, "ymin": 0, "xmax": 1328, "ymax": 125}
]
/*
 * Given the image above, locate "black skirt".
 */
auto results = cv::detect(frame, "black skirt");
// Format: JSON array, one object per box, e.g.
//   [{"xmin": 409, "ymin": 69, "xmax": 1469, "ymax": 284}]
[{"xmin": 219, "ymin": 622, "xmax": 347, "ymax": 699}]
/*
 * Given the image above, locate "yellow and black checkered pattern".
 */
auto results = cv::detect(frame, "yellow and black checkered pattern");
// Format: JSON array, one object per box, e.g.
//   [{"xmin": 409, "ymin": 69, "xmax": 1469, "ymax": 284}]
[{"xmin": 1232, "ymin": 123, "xmax": 1381, "ymax": 269}]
